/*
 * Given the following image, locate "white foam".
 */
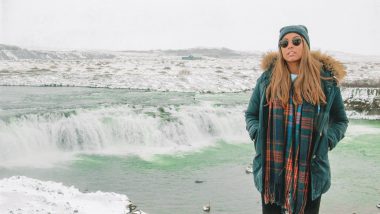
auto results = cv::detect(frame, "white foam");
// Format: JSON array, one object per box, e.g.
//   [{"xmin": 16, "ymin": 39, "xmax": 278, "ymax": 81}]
[{"xmin": 0, "ymin": 176, "xmax": 146, "ymax": 214}]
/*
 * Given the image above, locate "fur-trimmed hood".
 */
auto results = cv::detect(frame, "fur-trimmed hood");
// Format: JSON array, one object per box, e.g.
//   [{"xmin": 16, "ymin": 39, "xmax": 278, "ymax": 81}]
[{"xmin": 260, "ymin": 51, "xmax": 346, "ymax": 81}]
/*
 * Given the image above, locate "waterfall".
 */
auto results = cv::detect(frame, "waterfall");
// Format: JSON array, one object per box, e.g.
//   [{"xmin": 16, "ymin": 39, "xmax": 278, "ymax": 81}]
[{"xmin": 0, "ymin": 103, "xmax": 247, "ymax": 167}]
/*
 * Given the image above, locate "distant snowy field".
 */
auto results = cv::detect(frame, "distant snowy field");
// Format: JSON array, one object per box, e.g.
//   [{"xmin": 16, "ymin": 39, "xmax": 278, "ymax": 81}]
[
  {"xmin": 0, "ymin": 52, "xmax": 260, "ymax": 93},
  {"xmin": 0, "ymin": 45, "xmax": 379, "ymax": 92}
]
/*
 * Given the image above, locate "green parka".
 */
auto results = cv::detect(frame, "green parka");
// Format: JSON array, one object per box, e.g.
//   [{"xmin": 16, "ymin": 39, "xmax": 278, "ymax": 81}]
[{"xmin": 245, "ymin": 51, "xmax": 349, "ymax": 201}]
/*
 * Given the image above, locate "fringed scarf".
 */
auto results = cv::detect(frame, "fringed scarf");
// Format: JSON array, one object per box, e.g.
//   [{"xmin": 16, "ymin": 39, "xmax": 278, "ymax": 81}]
[{"xmin": 263, "ymin": 91, "xmax": 315, "ymax": 214}]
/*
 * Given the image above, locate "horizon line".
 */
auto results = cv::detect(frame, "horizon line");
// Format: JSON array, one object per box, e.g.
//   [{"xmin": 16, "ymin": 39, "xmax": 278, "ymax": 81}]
[{"xmin": 1, "ymin": 43, "xmax": 380, "ymax": 57}]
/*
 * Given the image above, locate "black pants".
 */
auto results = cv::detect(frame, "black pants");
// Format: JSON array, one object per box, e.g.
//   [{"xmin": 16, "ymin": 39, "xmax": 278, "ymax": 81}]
[{"xmin": 261, "ymin": 193, "xmax": 321, "ymax": 214}]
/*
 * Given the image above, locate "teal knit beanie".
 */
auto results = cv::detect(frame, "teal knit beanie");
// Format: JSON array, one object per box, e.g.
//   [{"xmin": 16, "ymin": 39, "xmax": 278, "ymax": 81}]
[{"xmin": 279, "ymin": 25, "xmax": 310, "ymax": 48}]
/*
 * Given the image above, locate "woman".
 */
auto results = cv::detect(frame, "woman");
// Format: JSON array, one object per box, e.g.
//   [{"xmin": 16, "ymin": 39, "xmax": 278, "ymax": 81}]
[{"xmin": 245, "ymin": 25, "xmax": 348, "ymax": 214}]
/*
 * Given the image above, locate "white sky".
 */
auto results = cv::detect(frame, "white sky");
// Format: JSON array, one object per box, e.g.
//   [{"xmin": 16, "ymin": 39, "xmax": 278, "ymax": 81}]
[{"xmin": 1, "ymin": 0, "xmax": 379, "ymax": 55}]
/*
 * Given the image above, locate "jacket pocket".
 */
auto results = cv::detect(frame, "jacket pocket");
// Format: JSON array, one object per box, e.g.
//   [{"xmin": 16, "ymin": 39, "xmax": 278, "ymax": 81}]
[
  {"xmin": 311, "ymin": 153, "xmax": 331, "ymax": 196},
  {"xmin": 253, "ymin": 153, "xmax": 263, "ymax": 193}
]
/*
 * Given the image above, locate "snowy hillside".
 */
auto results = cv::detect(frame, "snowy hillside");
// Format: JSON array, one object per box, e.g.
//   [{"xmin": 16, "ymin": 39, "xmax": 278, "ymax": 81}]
[{"xmin": 0, "ymin": 44, "xmax": 115, "ymax": 60}]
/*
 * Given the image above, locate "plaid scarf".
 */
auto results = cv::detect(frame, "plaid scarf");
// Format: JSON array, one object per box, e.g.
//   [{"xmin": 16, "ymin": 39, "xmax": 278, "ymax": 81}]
[{"xmin": 263, "ymin": 92, "xmax": 315, "ymax": 214}]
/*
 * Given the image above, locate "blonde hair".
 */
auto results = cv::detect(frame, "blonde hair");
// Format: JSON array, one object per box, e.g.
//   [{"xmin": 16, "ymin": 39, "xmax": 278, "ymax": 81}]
[{"xmin": 266, "ymin": 38, "xmax": 326, "ymax": 106}]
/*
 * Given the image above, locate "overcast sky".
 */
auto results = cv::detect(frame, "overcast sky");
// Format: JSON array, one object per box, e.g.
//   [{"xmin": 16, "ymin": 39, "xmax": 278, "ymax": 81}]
[{"xmin": 1, "ymin": 0, "xmax": 379, "ymax": 55}]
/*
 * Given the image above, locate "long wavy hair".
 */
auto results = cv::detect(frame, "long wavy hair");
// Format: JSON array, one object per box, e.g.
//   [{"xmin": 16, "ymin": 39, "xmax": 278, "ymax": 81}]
[{"xmin": 266, "ymin": 37, "xmax": 326, "ymax": 106}]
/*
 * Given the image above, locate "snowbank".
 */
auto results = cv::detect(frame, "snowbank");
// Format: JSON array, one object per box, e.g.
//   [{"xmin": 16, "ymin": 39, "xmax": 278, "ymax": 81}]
[{"xmin": 0, "ymin": 176, "xmax": 146, "ymax": 214}]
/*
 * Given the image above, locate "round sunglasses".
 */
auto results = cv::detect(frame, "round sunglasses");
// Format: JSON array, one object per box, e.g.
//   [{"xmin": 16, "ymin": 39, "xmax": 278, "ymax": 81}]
[{"xmin": 279, "ymin": 37, "xmax": 302, "ymax": 48}]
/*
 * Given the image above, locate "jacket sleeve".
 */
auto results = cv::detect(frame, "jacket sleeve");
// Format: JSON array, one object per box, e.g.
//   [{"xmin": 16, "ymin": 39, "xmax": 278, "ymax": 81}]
[
  {"xmin": 327, "ymin": 87, "xmax": 349, "ymax": 150},
  {"xmin": 245, "ymin": 76, "xmax": 262, "ymax": 142}
]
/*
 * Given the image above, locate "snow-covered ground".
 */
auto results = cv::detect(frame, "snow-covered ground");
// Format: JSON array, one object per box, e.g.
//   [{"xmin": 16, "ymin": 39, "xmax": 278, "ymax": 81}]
[
  {"xmin": 0, "ymin": 48, "xmax": 261, "ymax": 92},
  {"xmin": 0, "ymin": 48, "xmax": 379, "ymax": 92},
  {"xmin": 0, "ymin": 176, "xmax": 146, "ymax": 214}
]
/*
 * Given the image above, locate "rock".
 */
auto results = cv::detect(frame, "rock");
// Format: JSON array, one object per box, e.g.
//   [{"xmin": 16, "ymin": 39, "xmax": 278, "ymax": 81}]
[
  {"xmin": 203, "ymin": 201, "xmax": 211, "ymax": 212},
  {"xmin": 245, "ymin": 163, "xmax": 253, "ymax": 174}
]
